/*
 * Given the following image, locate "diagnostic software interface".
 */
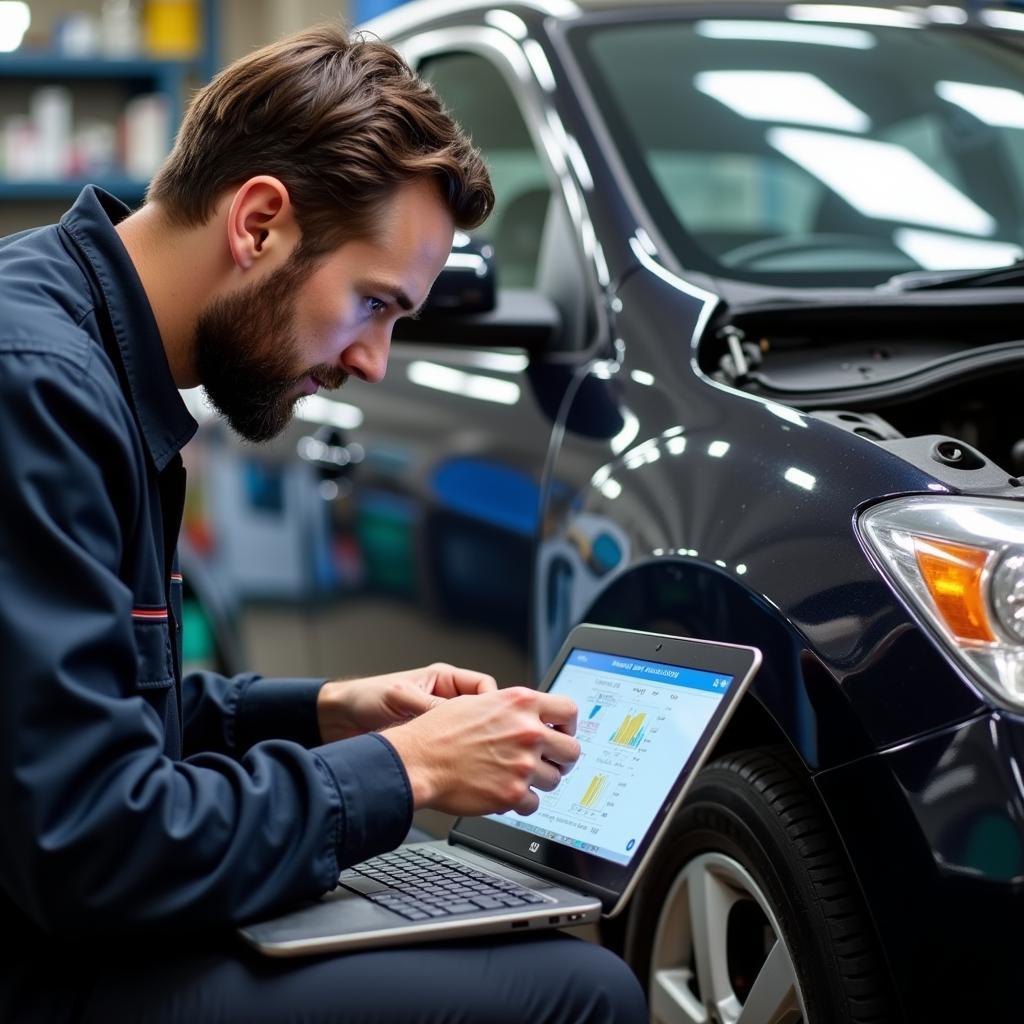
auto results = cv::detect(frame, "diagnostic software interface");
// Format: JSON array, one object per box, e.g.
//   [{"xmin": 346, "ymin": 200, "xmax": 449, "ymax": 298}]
[{"xmin": 489, "ymin": 648, "xmax": 733, "ymax": 866}]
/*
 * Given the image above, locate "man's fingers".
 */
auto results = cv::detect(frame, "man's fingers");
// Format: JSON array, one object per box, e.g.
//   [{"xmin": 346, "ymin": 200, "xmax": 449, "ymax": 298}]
[
  {"xmin": 538, "ymin": 727, "xmax": 581, "ymax": 773},
  {"xmin": 537, "ymin": 693, "xmax": 578, "ymax": 736},
  {"xmin": 512, "ymin": 789, "xmax": 540, "ymax": 816},
  {"xmin": 429, "ymin": 664, "xmax": 499, "ymax": 698},
  {"xmin": 531, "ymin": 759, "xmax": 563, "ymax": 792},
  {"xmin": 387, "ymin": 683, "xmax": 440, "ymax": 720},
  {"xmin": 470, "ymin": 672, "xmax": 498, "ymax": 694}
]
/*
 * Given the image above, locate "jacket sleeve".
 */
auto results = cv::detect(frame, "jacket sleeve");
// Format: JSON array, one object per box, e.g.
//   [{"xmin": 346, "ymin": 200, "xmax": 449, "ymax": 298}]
[
  {"xmin": 0, "ymin": 347, "xmax": 412, "ymax": 934},
  {"xmin": 181, "ymin": 671, "xmax": 328, "ymax": 757}
]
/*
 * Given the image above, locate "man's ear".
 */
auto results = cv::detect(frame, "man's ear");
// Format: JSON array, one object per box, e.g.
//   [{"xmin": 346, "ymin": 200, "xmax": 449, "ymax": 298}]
[{"xmin": 225, "ymin": 176, "xmax": 300, "ymax": 272}]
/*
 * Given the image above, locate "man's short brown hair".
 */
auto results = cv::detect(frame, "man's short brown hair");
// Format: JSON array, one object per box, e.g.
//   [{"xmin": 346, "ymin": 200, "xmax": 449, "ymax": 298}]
[{"xmin": 148, "ymin": 24, "xmax": 494, "ymax": 256}]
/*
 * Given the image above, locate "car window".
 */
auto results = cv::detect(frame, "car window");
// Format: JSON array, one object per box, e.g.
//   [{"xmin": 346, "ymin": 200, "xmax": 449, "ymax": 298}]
[
  {"xmin": 420, "ymin": 52, "xmax": 552, "ymax": 289},
  {"xmin": 571, "ymin": 16, "xmax": 1024, "ymax": 286}
]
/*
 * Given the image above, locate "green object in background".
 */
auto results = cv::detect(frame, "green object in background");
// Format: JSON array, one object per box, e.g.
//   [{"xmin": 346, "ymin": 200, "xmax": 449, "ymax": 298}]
[
  {"xmin": 181, "ymin": 597, "xmax": 215, "ymax": 664},
  {"xmin": 356, "ymin": 495, "xmax": 416, "ymax": 595}
]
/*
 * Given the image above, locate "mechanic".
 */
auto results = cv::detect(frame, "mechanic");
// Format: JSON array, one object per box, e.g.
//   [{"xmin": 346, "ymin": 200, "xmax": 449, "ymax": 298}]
[{"xmin": 0, "ymin": 24, "xmax": 647, "ymax": 1023}]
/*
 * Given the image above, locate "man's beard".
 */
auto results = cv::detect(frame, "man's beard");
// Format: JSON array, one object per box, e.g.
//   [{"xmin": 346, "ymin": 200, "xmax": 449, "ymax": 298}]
[{"xmin": 194, "ymin": 254, "xmax": 348, "ymax": 442}]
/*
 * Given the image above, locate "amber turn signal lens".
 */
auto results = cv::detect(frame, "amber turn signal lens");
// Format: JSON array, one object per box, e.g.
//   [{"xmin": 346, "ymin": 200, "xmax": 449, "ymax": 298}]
[{"xmin": 913, "ymin": 537, "xmax": 996, "ymax": 642}]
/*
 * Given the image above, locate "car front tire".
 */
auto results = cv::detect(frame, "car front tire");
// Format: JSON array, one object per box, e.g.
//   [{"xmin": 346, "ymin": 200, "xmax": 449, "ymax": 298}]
[{"xmin": 623, "ymin": 747, "xmax": 895, "ymax": 1024}]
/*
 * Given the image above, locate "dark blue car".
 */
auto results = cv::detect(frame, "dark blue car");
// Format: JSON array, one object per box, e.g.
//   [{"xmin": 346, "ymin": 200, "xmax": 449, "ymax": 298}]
[{"xmin": 184, "ymin": 2, "xmax": 1024, "ymax": 1019}]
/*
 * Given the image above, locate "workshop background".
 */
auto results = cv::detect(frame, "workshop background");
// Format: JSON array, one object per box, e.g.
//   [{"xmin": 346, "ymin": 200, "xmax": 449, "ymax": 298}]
[{"xmin": 0, "ymin": 0, "xmax": 529, "ymax": 688}]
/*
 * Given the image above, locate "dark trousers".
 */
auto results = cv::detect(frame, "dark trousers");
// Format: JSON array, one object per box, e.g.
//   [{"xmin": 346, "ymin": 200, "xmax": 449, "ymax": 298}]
[{"xmin": 2, "ymin": 931, "xmax": 647, "ymax": 1023}]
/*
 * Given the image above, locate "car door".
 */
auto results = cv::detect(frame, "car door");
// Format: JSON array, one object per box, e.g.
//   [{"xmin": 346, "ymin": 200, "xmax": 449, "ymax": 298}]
[{"xmin": 333, "ymin": 32, "xmax": 596, "ymax": 685}]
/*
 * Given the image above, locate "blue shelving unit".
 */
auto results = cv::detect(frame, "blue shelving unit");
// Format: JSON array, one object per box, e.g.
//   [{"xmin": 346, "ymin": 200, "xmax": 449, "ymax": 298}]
[
  {"xmin": 0, "ymin": 54, "xmax": 195, "ymax": 78},
  {"xmin": 0, "ymin": 2, "xmax": 218, "ymax": 211},
  {"xmin": 0, "ymin": 177, "xmax": 148, "ymax": 202}
]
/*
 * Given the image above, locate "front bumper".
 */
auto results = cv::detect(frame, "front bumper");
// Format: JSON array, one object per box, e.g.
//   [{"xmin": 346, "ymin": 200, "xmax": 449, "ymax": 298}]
[{"xmin": 816, "ymin": 711, "xmax": 1024, "ymax": 1021}]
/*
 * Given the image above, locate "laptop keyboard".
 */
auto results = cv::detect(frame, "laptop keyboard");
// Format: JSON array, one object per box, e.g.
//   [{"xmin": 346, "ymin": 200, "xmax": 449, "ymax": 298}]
[{"xmin": 340, "ymin": 846, "xmax": 552, "ymax": 922}]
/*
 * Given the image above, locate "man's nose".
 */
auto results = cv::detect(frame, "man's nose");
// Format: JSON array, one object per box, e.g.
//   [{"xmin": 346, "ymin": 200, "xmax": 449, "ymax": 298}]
[{"xmin": 340, "ymin": 324, "xmax": 391, "ymax": 384}]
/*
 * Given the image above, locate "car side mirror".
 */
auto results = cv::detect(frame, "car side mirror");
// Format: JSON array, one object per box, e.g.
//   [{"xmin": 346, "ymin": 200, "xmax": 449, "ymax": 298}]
[
  {"xmin": 423, "ymin": 232, "xmax": 496, "ymax": 315},
  {"xmin": 395, "ymin": 233, "xmax": 561, "ymax": 353}
]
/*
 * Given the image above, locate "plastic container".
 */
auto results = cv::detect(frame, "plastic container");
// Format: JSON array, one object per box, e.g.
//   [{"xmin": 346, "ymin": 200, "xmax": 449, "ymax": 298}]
[{"xmin": 143, "ymin": 0, "xmax": 199, "ymax": 58}]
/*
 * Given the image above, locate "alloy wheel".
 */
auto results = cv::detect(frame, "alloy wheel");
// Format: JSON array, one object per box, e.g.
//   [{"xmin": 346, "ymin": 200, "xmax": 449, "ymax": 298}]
[{"xmin": 649, "ymin": 851, "xmax": 807, "ymax": 1024}]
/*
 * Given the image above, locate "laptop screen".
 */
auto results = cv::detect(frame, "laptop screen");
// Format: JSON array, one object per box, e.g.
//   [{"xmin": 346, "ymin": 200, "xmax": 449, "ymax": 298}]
[{"xmin": 486, "ymin": 648, "xmax": 733, "ymax": 866}]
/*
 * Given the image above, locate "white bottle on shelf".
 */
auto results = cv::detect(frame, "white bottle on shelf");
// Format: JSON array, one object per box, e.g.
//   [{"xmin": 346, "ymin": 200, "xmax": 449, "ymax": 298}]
[
  {"xmin": 3, "ymin": 115, "xmax": 38, "ymax": 180},
  {"xmin": 124, "ymin": 93, "xmax": 170, "ymax": 180},
  {"xmin": 101, "ymin": 0, "xmax": 141, "ymax": 58},
  {"xmin": 30, "ymin": 87, "xmax": 72, "ymax": 180}
]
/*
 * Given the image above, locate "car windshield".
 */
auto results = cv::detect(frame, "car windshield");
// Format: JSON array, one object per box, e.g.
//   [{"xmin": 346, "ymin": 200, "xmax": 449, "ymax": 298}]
[{"xmin": 570, "ymin": 10, "xmax": 1024, "ymax": 287}]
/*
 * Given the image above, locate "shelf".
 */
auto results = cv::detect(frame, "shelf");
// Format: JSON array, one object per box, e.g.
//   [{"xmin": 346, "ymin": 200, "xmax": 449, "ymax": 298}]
[
  {"xmin": 0, "ymin": 177, "xmax": 148, "ymax": 201},
  {"xmin": 0, "ymin": 53, "xmax": 196, "ymax": 80}
]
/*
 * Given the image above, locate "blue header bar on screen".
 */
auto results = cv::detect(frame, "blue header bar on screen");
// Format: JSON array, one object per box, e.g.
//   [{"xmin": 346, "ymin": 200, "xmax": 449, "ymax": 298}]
[{"xmin": 567, "ymin": 649, "xmax": 732, "ymax": 693}]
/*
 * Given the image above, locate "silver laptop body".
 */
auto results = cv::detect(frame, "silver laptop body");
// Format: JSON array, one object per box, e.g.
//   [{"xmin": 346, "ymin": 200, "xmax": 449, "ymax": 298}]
[{"xmin": 239, "ymin": 625, "xmax": 761, "ymax": 957}]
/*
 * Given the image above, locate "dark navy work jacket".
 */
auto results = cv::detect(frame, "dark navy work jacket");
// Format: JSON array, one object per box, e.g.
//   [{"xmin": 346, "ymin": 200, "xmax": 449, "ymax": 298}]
[{"xmin": 0, "ymin": 187, "xmax": 411, "ymax": 934}]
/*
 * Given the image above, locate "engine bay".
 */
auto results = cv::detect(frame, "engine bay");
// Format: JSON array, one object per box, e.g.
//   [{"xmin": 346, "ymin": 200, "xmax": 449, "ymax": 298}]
[{"xmin": 703, "ymin": 304, "xmax": 1024, "ymax": 478}]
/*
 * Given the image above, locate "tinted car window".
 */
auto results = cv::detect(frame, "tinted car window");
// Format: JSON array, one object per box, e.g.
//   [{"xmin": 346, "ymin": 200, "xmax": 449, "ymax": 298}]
[
  {"xmin": 421, "ymin": 52, "xmax": 551, "ymax": 287},
  {"xmin": 571, "ymin": 16, "xmax": 1024, "ymax": 285}
]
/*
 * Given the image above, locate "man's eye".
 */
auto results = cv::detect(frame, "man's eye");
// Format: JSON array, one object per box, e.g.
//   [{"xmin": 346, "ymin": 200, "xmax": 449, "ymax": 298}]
[{"xmin": 366, "ymin": 297, "xmax": 387, "ymax": 316}]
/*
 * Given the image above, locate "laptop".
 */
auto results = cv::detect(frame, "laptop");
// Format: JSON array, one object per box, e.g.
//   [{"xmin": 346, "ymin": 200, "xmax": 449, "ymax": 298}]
[{"xmin": 239, "ymin": 623, "xmax": 761, "ymax": 957}]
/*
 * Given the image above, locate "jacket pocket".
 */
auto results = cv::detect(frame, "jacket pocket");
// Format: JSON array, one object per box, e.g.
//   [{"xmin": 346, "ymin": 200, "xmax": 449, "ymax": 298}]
[{"xmin": 131, "ymin": 612, "xmax": 174, "ymax": 689}]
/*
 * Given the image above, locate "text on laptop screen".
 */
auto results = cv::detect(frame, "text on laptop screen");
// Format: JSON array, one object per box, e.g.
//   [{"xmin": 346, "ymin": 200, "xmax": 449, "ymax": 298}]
[{"xmin": 489, "ymin": 648, "xmax": 733, "ymax": 866}]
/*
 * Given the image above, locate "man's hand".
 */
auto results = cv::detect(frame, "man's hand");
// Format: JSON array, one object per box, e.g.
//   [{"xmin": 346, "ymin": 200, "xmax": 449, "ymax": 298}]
[
  {"xmin": 383, "ymin": 687, "xmax": 581, "ymax": 817},
  {"xmin": 317, "ymin": 663, "xmax": 498, "ymax": 743}
]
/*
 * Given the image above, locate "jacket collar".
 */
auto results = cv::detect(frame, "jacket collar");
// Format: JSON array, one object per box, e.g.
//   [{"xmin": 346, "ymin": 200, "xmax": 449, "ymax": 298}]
[{"xmin": 59, "ymin": 186, "xmax": 197, "ymax": 471}]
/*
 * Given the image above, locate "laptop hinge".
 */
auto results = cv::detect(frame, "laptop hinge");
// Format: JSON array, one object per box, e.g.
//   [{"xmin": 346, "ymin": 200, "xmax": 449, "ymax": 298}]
[{"xmin": 450, "ymin": 833, "xmax": 620, "ymax": 910}]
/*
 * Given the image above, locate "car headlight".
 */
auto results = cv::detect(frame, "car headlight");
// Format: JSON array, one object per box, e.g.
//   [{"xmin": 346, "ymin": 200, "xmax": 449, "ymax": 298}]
[{"xmin": 859, "ymin": 495, "xmax": 1024, "ymax": 710}]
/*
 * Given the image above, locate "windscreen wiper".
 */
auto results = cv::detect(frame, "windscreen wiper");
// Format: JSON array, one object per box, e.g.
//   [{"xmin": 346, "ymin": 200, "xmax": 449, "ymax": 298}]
[{"xmin": 883, "ymin": 258, "xmax": 1024, "ymax": 292}]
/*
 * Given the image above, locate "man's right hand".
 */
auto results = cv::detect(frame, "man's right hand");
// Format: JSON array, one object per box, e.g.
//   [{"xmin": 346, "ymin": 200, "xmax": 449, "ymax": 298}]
[{"xmin": 382, "ymin": 687, "xmax": 580, "ymax": 817}]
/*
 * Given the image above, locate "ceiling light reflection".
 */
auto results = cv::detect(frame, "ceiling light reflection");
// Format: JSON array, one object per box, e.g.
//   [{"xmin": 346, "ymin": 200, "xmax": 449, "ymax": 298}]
[
  {"xmin": 937, "ymin": 81, "xmax": 1024, "ymax": 129},
  {"xmin": 611, "ymin": 409, "xmax": 640, "ymax": 455},
  {"xmin": 483, "ymin": 9, "xmax": 529, "ymax": 39},
  {"xmin": 667, "ymin": 436, "xmax": 687, "ymax": 455},
  {"xmin": 459, "ymin": 350, "xmax": 530, "ymax": 373},
  {"xmin": 893, "ymin": 228, "xmax": 1021, "ymax": 271},
  {"xmin": 785, "ymin": 466, "xmax": 817, "ymax": 490},
  {"xmin": 624, "ymin": 441, "xmax": 661, "ymax": 469},
  {"xmin": 765, "ymin": 402, "xmax": 807, "ymax": 427},
  {"xmin": 634, "ymin": 227, "xmax": 659, "ymax": 257},
  {"xmin": 407, "ymin": 361, "xmax": 521, "ymax": 405},
  {"xmin": 564, "ymin": 132, "xmax": 594, "ymax": 191},
  {"xmin": 631, "ymin": 369, "xmax": 655, "ymax": 386},
  {"xmin": 295, "ymin": 394, "xmax": 365, "ymax": 430},
  {"xmin": 444, "ymin": 252, "xmax": 488, "ymax": 276},
  {"xmin": 695, "ymin": 19, "xmax": 875, "ymax": 48},
  {"xmin": 364, "ymin": 0, "xmax": 579, "ymax": 36},
  {"xmin": 788, "ymin": 4, "xmax": 922, "ymax": 28},
  {"xmin": 981, "ymin": 9, "xmax": 1024, "ymax": 32},
  {"xmin": 697, "ymin": 71, "xmax": 871, "ymax": 132},
  {"xmin": 523, "ymin": 39, "xmax": 556, "ymax": 92},
  {"xmin": 768, "ymin": 127, "xmax": 996, "ymax": 236},
  {"xmin": 927, "ymin": 6, "xmax": 968, "ymax": 25},
  {"xmin": 600, "ymin": 478, "xmax": 622, "ymax": 500},
  {"xmin": 708, "ymin": 440, "xmax": 731, "ymax": 458}
]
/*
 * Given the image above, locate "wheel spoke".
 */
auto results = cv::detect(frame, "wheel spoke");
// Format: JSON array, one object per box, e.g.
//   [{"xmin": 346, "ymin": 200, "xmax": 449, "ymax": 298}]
[
  {"xmin": 735, "ymin": 938, "xmax": 802, "ymax": 1024},
  {"xmin": 688, "ymin": 858, "xmax": 740, "ymax": 1015},
  {"xmin": 651, "ymin": 967, "xmax": 708, "ymax": 1024}
]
